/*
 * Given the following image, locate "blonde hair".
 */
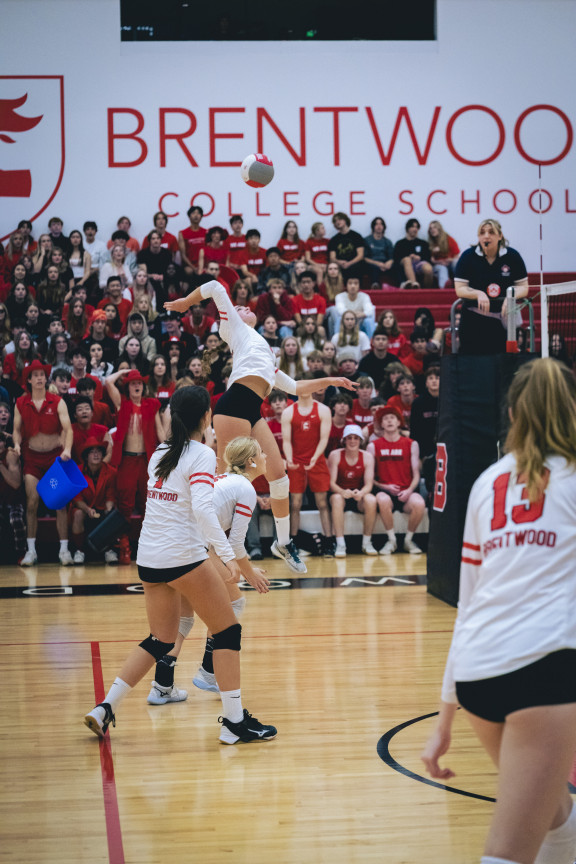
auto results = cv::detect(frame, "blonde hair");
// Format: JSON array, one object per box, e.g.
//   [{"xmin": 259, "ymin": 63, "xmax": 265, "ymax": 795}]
[
  {"xmin": 224, "ymin": 436, "xmax": 260, "ymax": 477},
  {"xmin": 335, "ymin": 311, "xmax": 360, "ymax": 347},
  {"xmin": 506, "ymin": 358, "xmax": 576, "ymax": 502},
  {"xmin": 427, "ymin": 220, "xmax": 450, "ymax": 258},
  {"xmin": 478, "ymin": 218, "xmax": 508, "ymax": 250}
]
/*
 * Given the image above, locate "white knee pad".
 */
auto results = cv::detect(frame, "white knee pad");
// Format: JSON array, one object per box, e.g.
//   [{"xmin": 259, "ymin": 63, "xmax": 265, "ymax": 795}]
[
  {"xmin": 269, "ymin": 475, "xmax": 289, "ymax": 500},
  {"xmin": 231, "ymin": 596, "xmax": 247, "ymax": 620},
  {"xmin": 535, "ymin": 801, "xmax": 576, "ymax": 864},
  {"xmin": 178, "ymin": 615, "xmax": 195, "ymax": 638}
]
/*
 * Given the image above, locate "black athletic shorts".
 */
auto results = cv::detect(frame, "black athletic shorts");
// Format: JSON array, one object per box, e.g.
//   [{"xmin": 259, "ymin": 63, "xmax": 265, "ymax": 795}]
[
  {"xmin": 138, "ymin": 559, "xmax": 207, "ymax": 583},
  {"xmin": 456, "ymin": 649, "xmax": 576, "ymax": 723},
  {"xmin": 212, "ymin": 382, "xmax": 264, "ymax": 427}
]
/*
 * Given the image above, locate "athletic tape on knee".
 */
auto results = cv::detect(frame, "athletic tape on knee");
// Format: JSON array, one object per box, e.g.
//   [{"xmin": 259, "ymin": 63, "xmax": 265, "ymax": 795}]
[
  {"xmin": 535, "ymin": 802, "xmax": 576, "ymax": 864},
  {"xmin": 139, "ymin": 634, "xmax": 176, "ymax": 662},
  {"xmin": 178, "ymin": 616, "xmax": 195, "ymax": 638},
  {"xmin": 269, "ymin": 475, "xmax": 289, "ymax": 500},
  {"xmin": 212, "ymin": 622, "xmax": 242, "ymax": 652},
  {"xmin": 231, "ymin": 596, "xmax": 247, "ymax": 620}
]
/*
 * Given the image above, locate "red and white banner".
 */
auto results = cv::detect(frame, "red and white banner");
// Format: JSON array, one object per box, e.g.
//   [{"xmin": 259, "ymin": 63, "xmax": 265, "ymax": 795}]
[{"xmin": 1, "ymin": 0, "xmax": 574, "ymax": 270}]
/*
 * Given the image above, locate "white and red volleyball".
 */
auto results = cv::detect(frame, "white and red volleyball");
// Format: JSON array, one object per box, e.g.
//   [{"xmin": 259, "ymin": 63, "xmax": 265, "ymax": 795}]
[{"xmin": 240, "ymin": 153, "xmax": 274, "ymax": 188}]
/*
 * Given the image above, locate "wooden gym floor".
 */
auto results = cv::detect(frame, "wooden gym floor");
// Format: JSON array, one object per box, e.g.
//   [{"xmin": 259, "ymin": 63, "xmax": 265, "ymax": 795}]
[{"xmin": 0, "ymin": 553, "xmax": 510, "ymax": 863}]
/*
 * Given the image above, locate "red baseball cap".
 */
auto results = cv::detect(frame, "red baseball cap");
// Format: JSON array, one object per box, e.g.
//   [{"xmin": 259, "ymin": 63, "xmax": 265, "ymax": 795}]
[
  {"xmin": 375, "ymin": 404, "xmax": 403, "ymax": 424},
  {"xmin": 123, "ymin": 370, "xmax": 145, "ymax": 385}
]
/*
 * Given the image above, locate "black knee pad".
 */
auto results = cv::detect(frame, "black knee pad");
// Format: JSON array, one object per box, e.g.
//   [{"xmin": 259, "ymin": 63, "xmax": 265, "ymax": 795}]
[
  {"xmin": 212, "ymin": 623, "xmax": 242, "ymax": 652},
  {"xmin": 139, "ymin": 634, "xmax": 176, "ymax": 662}
]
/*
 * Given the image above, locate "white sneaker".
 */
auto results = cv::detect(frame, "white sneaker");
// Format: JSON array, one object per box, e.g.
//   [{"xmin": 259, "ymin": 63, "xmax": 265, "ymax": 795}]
[
  {"xmin": 73, "ymin": 550, "xmax": 85, "ymax": 565},
  {"xmin": 20, "ymin": 550, "xmax": 38, "ymax": 567},
  {"xmin": 380, "ymin": 540, "xmax": 397, "ymax": 556},
  {"xmin": 193, "ymin": 667, "xmax": 219, "ymax": 693},
  {"xmin": 362, "ymin": 541, "xmax": 378, "ymax": 556},
  {"xmin": 104, "ymin": 549, "xmax": 118, "ymax": 564},
  {"xmin": 59, "ymin": 549, "xmax": 73, "ymax": 566},
  {"xmin": 270, "ymin": 540, "xmax": 307, "ymax": 574},
  {"xmin": 147, "ymin": 681, "xmax": 188, "ymax": 705},
  {"xmin": 404, "ymin": 538, "xmax": 423, "ymax": 555},
  {"xmin": 335, "ymin": 541, "xmax": 347, "ymax": 558}
]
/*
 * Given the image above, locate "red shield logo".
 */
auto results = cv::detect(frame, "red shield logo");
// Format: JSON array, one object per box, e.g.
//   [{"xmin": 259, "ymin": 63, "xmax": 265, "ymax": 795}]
[{"xmin": 0, "ymin": 75, "xmax": 65, "ymax": 242}]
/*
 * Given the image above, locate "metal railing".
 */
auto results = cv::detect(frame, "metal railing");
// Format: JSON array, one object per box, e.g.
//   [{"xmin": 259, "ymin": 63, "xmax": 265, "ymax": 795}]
[{"xmin": 445, "ymin": 296, "xmax": 535, "ymax": 355}]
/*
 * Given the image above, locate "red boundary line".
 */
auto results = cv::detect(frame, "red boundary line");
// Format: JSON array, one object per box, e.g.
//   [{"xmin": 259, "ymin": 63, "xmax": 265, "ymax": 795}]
[{"xmin": 90, "ymin": 642, "xmax": 125, "ymax": 864}]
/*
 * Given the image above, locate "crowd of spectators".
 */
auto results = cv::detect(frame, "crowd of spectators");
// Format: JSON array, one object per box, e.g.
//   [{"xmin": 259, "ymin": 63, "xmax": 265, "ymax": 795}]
[{"xmin": 1, "ymin": 206, "xmax": 552, "ymax": 565}]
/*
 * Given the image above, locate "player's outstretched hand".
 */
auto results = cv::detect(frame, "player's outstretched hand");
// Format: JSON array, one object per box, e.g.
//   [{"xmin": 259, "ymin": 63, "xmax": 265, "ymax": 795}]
[
  {"xmin": 244, "ymin": 566, "xmax": 270, "ymax": 594},
  {"xmin": 330, "ymin": 377, "xmax": 359, "ymax": 391},
  {"xmin": 164, "ymin": 297, "xmax": 191, "ymax": 315}
]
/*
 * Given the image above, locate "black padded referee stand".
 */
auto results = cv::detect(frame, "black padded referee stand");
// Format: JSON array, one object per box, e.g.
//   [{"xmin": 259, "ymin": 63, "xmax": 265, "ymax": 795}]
[{"xmin": 426, "ymin": 353, "xmax": 532, "ymax": 607}]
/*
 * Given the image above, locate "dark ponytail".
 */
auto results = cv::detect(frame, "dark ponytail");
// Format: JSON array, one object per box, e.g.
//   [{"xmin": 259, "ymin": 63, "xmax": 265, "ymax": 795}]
[{"xmin": 155, "ymin": 385, "xmax": 210, "ymax": 481}]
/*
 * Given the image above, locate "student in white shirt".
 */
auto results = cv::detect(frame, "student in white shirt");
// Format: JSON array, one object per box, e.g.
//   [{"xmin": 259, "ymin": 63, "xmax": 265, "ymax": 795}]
[
  {"xmin": 165, "ymin": 278, "xmax": 357, "ymax": 575},
  {"xmin": 84, "ymin": 385, "xmax": 277, "ymax": 745},
  {"xmin": 421, "ymin": 359, "xmax": 576, "ymax": 864}
]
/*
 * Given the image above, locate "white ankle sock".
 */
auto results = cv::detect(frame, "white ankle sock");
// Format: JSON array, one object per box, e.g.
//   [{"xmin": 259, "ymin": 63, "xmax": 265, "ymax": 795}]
[
  {"xmin": 220, "ymin": 688, "xmax": 243, "ymax": 723},
  {"xmin": 481, "ymin": 857, "xmax": 521, "ymax": 864},
  {"xmin": 405, "ymin": 531, "xmax": 414, "ymax": 542},
  {"xmin": 231, "ymin": 596, "xmax": 246, "ymax": 620},
  {"xmin": 336, "ymin": 536, "xmax": 345, "ymax": 544},
  {"xmin": 59, "ymin": 540, "xmax": 69, "ymax": 552},
  {"xmin": 27, "ymin": 538, "xmax": 36, "ymax": 553},
  {"xmin": 274, "ymin": 515, "xmax": 290, "ymax": 546},
  {"xmin": 387, "ymin": 530, "xmax": 396, "ymax": 543},
  {"xmin": 104, "ymin": 677, "xmax": 132, "ymax": 712},
  {"xmin": 362, "ymin": 535, "xmax": 371, "ymax": 545},
  {"xmin": 535, "ymin": 801, "xmax": 576, "ymax": 864}
]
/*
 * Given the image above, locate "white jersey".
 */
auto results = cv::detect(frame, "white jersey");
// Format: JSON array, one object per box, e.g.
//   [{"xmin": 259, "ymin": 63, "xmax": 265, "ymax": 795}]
[
  {"xmin": 200, "ymin": 280, "xmax": 297, "ymax": 396},
  {"xmin": 442, "ymin": 453, "xmax": 576, "ymax": 703},
  {"xmin": 213, "ymin": 472, "xmax": 257, "ymax": 560},
  {"xmin": 136, "ymin": 440, "xmax": 235, "ymax": 569}
]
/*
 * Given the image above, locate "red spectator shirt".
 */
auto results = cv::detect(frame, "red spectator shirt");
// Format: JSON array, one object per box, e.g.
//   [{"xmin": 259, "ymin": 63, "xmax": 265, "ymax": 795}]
[
  {"xmin": 142, "ymin": 231, "xmax": 179, "ymax": 254},
  {"xmin": 74, "ymin": 463, "xmax": 117, "ymax": 511},
  {"xmin": 180, "ymin": 226, "xmax": 207, "ymax": 265},
  {"xmin": 292, "ymin": 293, "xmax": 327, "ymax": 318},
  {"xmin": 72, "ymin": 422, "xmax": 108, "ymax": 464},
  {"xmin": 305, "ymin": 237, "xmax": 329, "ymax": 264},
  {"xmin": 386, "ymin": 394, "xmax": 413, "ymax": 427},
  {"xmin": 239, "ymin": 246, "xmax": 267, "ymax": 276},
  {"xmin": 351, "ymin": 399, "xmax": 373, "ymax": 427},
  {"xmin": 224, "ymin": 235, "xmax": 246, "ymax": 267},
  {"xmin": 372, "ymin": 435, "xmax": 413, "ymax": 489},
  {"xmin": 277, "ymin": 239, "xmax": 306, "ymax": 262}
]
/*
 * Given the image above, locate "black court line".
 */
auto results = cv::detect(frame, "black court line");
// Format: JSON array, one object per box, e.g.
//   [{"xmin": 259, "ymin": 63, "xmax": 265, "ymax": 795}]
[
  {"xmin": 0, "ymin": 573, "xmax": 427, "ymax": 598},
  {"xmin": 377, "ymin": 712, "xmax": 576, "ymax": 798}
]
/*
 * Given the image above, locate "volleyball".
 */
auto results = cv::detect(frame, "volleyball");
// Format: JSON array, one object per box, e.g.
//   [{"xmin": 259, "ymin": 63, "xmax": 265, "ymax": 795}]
[{"xmin": 240, "ymin": 153, "xmax": 274, "ymax": 188}]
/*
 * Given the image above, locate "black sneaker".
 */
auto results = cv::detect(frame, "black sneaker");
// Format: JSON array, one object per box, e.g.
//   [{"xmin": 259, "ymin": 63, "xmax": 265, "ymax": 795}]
[
  {"xmin": 84, "ymin": 702, "xmax": 116, "ymax": 738},
  {"xmin": 249, "ymin": 551, "xmax": 263, "ymax": 561},
  {"xmin": 321, "ymin": 536, "xmax": 336, "ymax": 559},
  {"xmin": 270, "ymin": 539, "xmax": 307, "ymax": 573},
  {"xmin": 219, "ymin": 709, "xmax": 277, "ymax": 744}
]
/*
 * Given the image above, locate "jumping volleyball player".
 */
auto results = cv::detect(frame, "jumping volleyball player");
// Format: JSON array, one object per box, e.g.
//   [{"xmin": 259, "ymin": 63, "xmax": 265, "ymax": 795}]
[
  {"xmin": 421, "ymin": 359, "xmax": 576, "ymax": 864},
  {"xmin": 165, "ymin": 279, "xmax": 358, "ymax": 573},
  {"xmin": 147, "ymin": 435, "xmax": 271, "ymax": 702},
  {"xmin": 84, "ymin": 386, "xmax": 277, "ymax": 744}
]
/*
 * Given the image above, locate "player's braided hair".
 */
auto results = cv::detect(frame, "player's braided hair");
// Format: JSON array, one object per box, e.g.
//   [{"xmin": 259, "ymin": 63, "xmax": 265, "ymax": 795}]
[{"xmin": 224, "ymin": 436, "xmax": 259, "ymax": 477}]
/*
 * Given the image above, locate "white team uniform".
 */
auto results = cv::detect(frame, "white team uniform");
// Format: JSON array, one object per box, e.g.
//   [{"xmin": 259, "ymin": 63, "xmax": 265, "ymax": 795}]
[
  {"xmin": 200, "ymin": 280, "xmax": 297, "ymax": 396},
  {"xmin": 213, "ymin": 473, "xmax": 257, "ymax": 560},
  {"xmin": 137, "ymin": 440, "xmax": 235, "ymax": 569},
  {"xmin": 442, "ymin": 453, "xmax": 576, "ymax": 703}
]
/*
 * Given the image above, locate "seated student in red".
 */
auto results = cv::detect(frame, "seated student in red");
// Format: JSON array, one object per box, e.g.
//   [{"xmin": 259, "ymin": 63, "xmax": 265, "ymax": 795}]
[
  {"xmin": 292, "ymin": 270, "xmax": 327, "ymax": 335},
  {"xmin": 106, "ymin": 368, "xmax": 165, "ymax": 564},
  {"xmin": 305, "ymin": 222, "xmax": 329, "ymax": 280},
  {"xmin": 71, "ymin": 396, "xmax": 112, "ymax": 464},
  {"xmin": 239, "ymin": 229, "xmax": 267, "ymax": 290},
  {"xmin": 198, "ymin": 226, "xmax": 228, "ymax": 272},
  {"xmin": 181, "ymin": 303, "xmax": 217, "ymax": 348},
  {"xmin": 325, "ymin": 391, "xmax": 352, "ymax": 456},
  {"xmin": 402, "ymin": 328, "xmax": 430, "ymax": 380},
  {"xmin": 224, "ymin": 214, "xmax": 246, "ymax": 269},
  {"xmin": 351, "ymin": 376, "xmax": 375, "ymax": 427},
  {"xmin": 386, "ymin": 374, "xmax": 417, "ymax": 430},
  {"xmin": 96, "ymin": 276, "xmax": 132, "ymax": 326},
  {"xmin": 265, "ymin": 389, "xmax": 287, "ymax": 455},
  {"xmin": 70, "ymin": 437, "xmax": 118, "ymax": 565},
  {"xmin": 328, "ymin": 423, "xmax": 378, "ymax": 557},
  {"xmin": 282, "ymin": 390, "xmax": 335, "ymax": 557},
  {"xmin": 378, "ymin": 309, "xmax": 409, "ymax": 357},
  {"xmin": 367, "ymin": 405, "xmax": 425, "ymax": 556},
  {"xmin": 13, "ymin": 359, "xmax": 74, "ymax": 567},
  {"xmin": 255, "ymin": 278, "xmax": 296, "ymax": 339},
  {"xmin": 277, "ymin": 220, "xmax": 306, "ymax": 266}
]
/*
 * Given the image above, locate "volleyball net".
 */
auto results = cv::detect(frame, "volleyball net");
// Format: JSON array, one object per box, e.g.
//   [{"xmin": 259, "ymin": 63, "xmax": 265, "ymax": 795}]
[{"xmin": 540, "ymin": 280, "xmax": 576, "ymax": 361}]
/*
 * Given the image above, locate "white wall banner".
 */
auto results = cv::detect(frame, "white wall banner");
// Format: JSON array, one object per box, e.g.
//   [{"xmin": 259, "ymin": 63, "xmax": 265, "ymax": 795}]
[{"xmin": 1, "ymin": 0, "xmax": 575, "ymax": 271}]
